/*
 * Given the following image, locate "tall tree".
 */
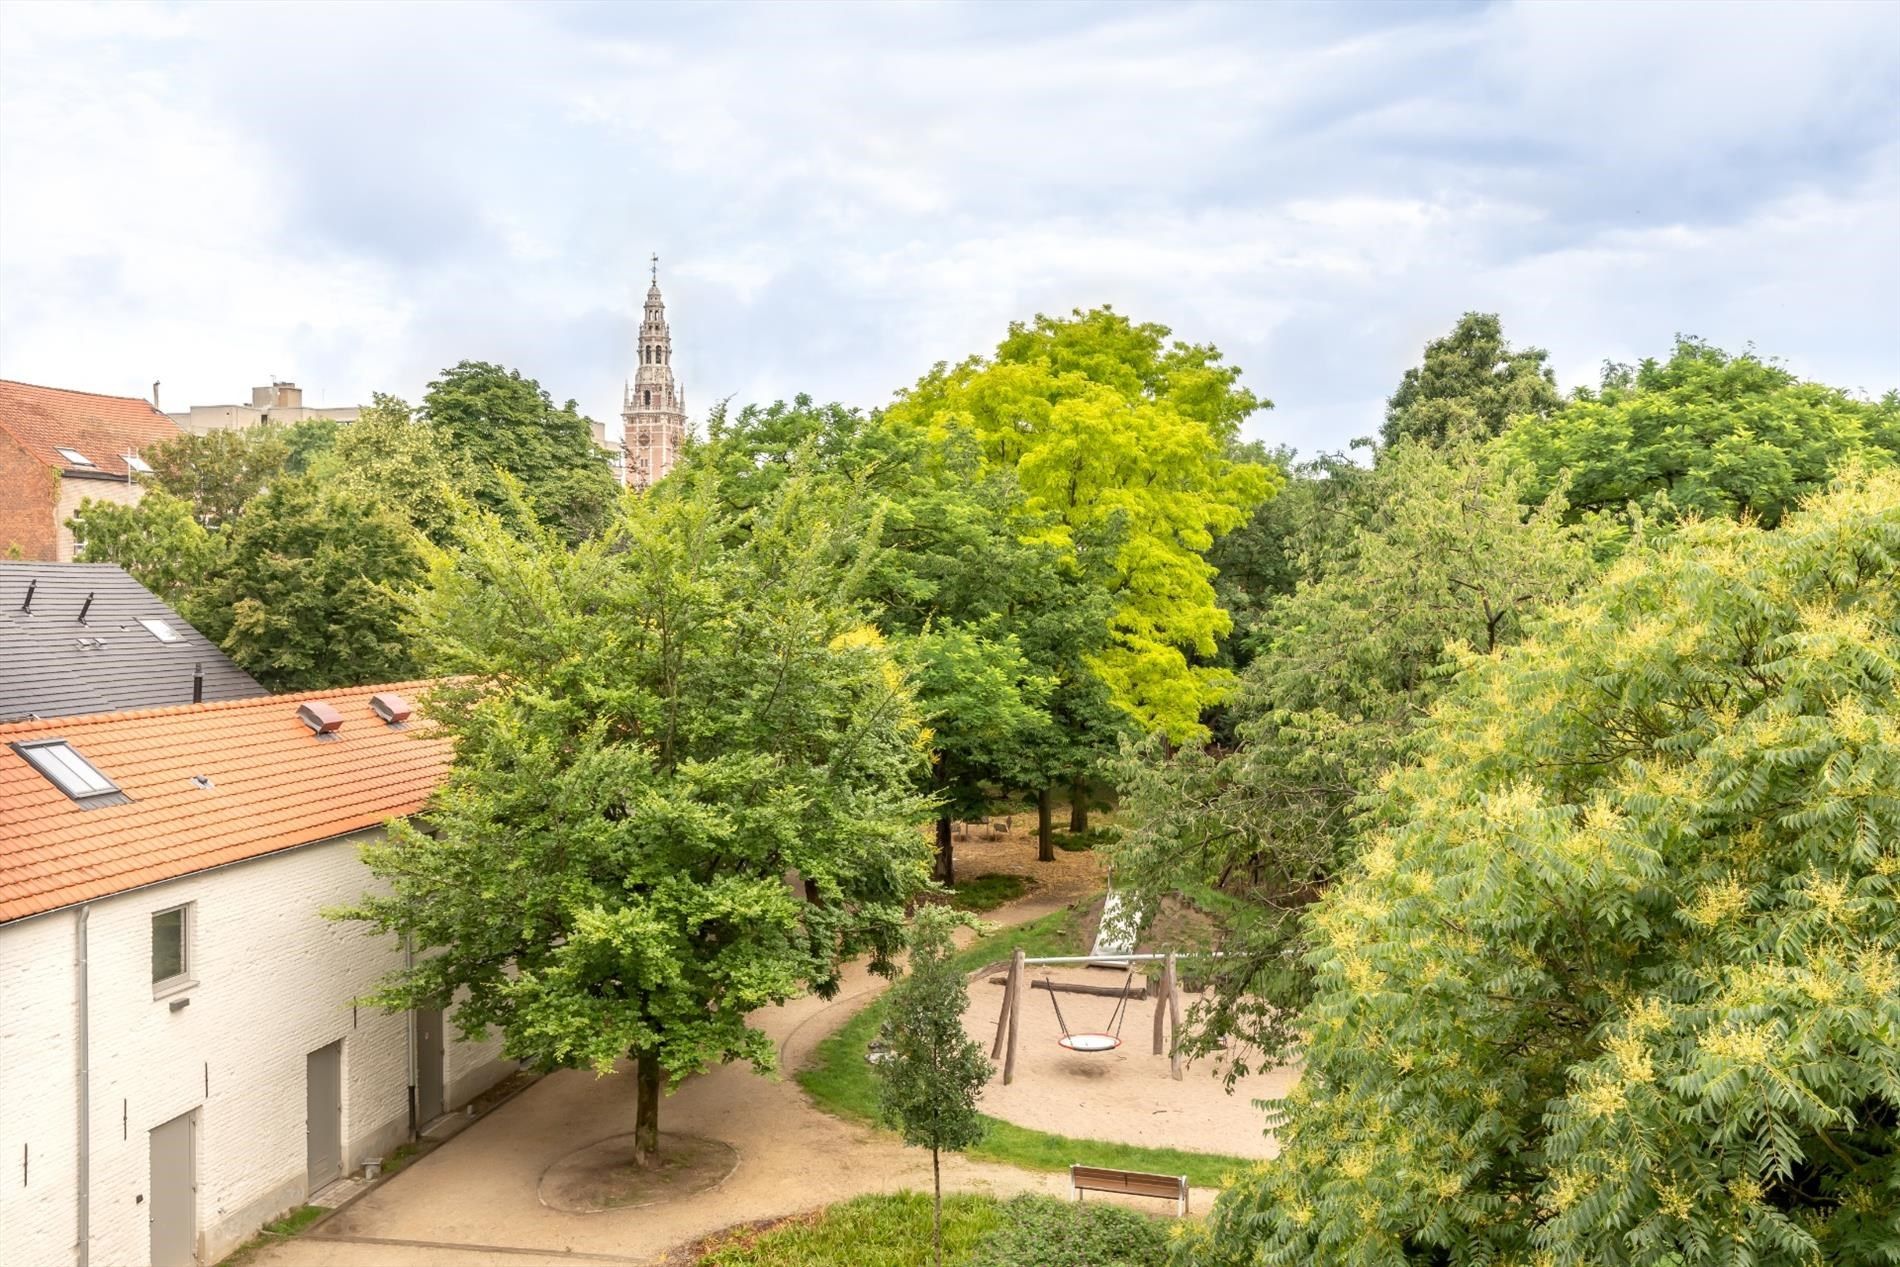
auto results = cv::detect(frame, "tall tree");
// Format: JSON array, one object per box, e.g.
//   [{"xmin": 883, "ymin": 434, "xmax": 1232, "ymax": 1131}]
[
  {"xmin": 1112, "ymin": 436, "xmax": 1599, "ymax": 1074},
  {"xmin": 420, "ymin": 360, "xmax": 620, "ymax": 542},
  {"xmin": 66, "ymin": 489, "xmax": 221, "ymax": 609},
  {"xmin": 1382, "ymin": 312, "xmax": 1562, "ymax": 448},
  {"xmin": 345, "ymin": 470, "xmax": 932, "ymax": 1166},
  {"xmin": 189, "ymin": 476, "xmax": 424, "ymax": 691},
  {"xmin": 1500, "ymin": 337, "xmax": 1900, "ymax": 526},
  {"xmin": 885, "ymin": 307, "xmax": 1279, "ymax": 743},
  {"xmin": 142, "ymin": 425, "xmax": 290, "ymax": 528},
  {"xmin": 1192, "ymin": 470, "xmax": 1900, "ymax": 1267},
  {"xmin": 311, "ymin": 393, "xmax": 477, "ymax": 544},
  {"xmin": 876, "ymin": 906, "xmax": 992, "ymax": 1267}
]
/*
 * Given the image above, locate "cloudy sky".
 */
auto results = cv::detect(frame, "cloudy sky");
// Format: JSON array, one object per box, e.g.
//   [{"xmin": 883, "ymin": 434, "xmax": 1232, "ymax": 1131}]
[{"xmin": 2, "ymin": 1, "xmax": 1895, "ymax": 454}]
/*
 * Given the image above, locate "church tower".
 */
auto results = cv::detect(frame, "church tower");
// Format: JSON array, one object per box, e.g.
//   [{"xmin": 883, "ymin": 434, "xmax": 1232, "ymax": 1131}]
[{"xmin": 621, "ymin": 255, "xmax": 688, "ymax": 489}]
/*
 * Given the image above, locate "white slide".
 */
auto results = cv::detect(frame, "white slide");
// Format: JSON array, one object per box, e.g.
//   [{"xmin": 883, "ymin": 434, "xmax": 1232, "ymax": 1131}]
[{"xmin": 1088, "ymin": 888, "xmax": 1141, "ymax": 966}]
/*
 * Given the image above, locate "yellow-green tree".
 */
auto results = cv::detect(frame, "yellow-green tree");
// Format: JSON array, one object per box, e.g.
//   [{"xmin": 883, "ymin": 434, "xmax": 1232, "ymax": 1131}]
[
  {"xmin": 1192, "ymin": 470, "xmax": 1900, "ymax": 1266},
  {"xmin": 886, "ymin": 308, "xmax": 1278, "ymax": 741}
]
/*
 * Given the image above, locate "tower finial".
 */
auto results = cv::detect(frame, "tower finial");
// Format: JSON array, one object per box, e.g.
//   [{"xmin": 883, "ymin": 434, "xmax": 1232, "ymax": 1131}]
[{"xmin": 651, "ymin": 252, "xmax": 658, "ymax": 282}]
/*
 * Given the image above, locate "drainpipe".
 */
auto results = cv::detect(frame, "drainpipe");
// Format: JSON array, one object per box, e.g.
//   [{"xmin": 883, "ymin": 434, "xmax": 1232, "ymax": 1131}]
[
  {"xmin": 404, "ymin": 935, "xmax": 417, "ymax": 1139},
  {"xmin": 76, "ymin": 904, "xmax": 91, "ymax": 1267}
]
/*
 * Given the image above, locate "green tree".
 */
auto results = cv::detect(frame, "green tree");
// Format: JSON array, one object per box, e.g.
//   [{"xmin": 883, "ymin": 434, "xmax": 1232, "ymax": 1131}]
[
  {"xmin": 1501, "ymin": 337, "xmax": 1900, "ymax": 526},
  {"xmin": 1381, "ymin": 311, "xmax": 1563, "ymax": 448},
  {"xmin": 1193, "ymin": 470, "xmax": 1900, "ymax": 1267},
  {"xmin": 886, "ymin": 307, "xmax": 1279, "ymax": 743},
  {"xmin": 142, "ymin": 425, "xmax": 291, "ymax": 528},
  {"xmin": 345, "ymin": 471, "xmax": 932, "ymax": 1166},
  {"xmin": 66, "ymin": 489, "xmax": 221, "ymax": 609},
  {"xmin": 876, "ymin": 906, "xmax": 992, "ymax": 1267},
  {"xmin": 420, "ymin": 360, "xmax": 620, "ymax": 541},
  {"xmin": 190, "ymin": 476, "xmax": 423, "ymax": 690},
  {"xmin": 1112, "ymin": 436, "xmax": 1599, "ymax": 1075},
  {"xmin": 311, "ymin": 393, "xmax": 477, "ymax": 544}
]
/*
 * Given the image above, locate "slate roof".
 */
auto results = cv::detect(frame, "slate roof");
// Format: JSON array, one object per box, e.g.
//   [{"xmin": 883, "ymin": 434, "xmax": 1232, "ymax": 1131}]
[
  {"xmin": 0, "ymin": 681, "xmax": 448, "ymax": 923},
  {"xmin": 0, "ymin": 378, "xmax": 182, "ymax": 480},
  {"xmin": 0, "ymin": 563, "xmax": 266, "ymax": 723}
]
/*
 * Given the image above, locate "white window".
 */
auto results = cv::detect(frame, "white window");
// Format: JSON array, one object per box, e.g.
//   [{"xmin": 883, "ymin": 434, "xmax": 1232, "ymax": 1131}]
[
  {"xmin": 137, "ymin": 617, "xmax": 183, "ymax": 643},
  {"xmin": 125, "ymin": 454, "xmax": 153, "ymax": 473},
  {"xmin": 13, "ymin": 740, "xmax": 119, "ymax": 801},
  {"xmin": 55, "ymin": 446, "xmax": 95, "ymax": 467},
  {"xmin": 152, "ymin": 904, "xmax": 192, "ymax": 991}
]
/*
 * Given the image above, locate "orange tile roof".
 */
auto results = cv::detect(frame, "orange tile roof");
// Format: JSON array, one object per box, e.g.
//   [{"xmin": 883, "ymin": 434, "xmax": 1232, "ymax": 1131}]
[
  {"xmin": 0, "ymin": 681, "xmax": 449, "ymax": 923},
  {"xmin": 0, "ymin": 378, "xmax": 183, "ymax": 479}
]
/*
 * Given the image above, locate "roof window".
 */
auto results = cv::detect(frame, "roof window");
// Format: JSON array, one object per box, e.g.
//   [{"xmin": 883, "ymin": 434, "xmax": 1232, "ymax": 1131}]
[
  {"xmin": 13, "ymin": 739, "xmax": 123, "ymax": 805},
  {"xmin": 125, "ymin": 454, "xmax": 153, "ymax": 474},
  {"xmin": 55, "ymin": 447, "xmax": 95, "ymax": 467},
  {"xmin": 137, "ymin": 617, "xmax": 183, "ymax": 643}
]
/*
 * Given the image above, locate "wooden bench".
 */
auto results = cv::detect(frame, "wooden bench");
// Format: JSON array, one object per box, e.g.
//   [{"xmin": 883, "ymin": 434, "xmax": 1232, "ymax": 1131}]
[{"xmin": 1069, "ymin": 1164, "xmax": 1190, "ymax": 1215}]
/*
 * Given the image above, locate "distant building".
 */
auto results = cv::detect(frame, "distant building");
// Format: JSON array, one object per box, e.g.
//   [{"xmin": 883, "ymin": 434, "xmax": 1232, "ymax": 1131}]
[
  {"xmin": 167, "ymin": 381, "xmax": 360, "ymax": 436},
  {"xmin": 0, "ymin": 682, "xmax": 513, "ymax": 1267},
  {"xmin": 0, "ymin": 562, "xmax": 265, "ymax": 723},
  {"xmin": 594, "ymin": 256, "xmax": 689, "ymax": 489},
  {"xmin": 0, "ymin": 379, "xmax": 183, "ymax": 563}
]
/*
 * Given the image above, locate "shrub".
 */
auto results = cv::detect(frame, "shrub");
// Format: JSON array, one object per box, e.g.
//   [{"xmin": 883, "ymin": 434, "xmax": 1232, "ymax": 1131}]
[{"xmin": 969, "ymin": 1194, "xmax": 1171, "ymax": 1267}]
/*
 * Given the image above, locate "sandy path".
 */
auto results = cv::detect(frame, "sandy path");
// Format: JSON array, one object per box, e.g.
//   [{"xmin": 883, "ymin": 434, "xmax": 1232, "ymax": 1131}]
[{"xmin": 247, "ymin": 839, "xmax": 1244, "ymax": 1267}]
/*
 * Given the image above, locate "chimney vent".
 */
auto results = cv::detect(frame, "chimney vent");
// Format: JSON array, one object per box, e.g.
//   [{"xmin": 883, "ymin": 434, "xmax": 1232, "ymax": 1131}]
[
  {"xmin": 77, "ymin": 592, "xmax": 94, "ymax": 624},
  {"xmin": 193, "ymin": 663, "xmax": 204, "ymax": 704},
  {"xmin": 369, "ymin": 692, "xmax": 413, "ymax": 725},
  {"xmin": 297, "ymin": 701, "xmax": 344, "ymax": 736}
]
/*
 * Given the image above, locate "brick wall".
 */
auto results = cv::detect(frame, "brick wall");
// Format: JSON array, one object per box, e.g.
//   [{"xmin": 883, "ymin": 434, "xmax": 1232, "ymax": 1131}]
[
  {"xmin": 0, "ymin": 829, "xmax": 513, "ymax": 1267},
  {"xmin": 0, "ymin": 434, "xmax": 58, "ymax": 560},
  {"xmin": 55, "ymin": 476, "xmax": 144, "ymax": 564}
]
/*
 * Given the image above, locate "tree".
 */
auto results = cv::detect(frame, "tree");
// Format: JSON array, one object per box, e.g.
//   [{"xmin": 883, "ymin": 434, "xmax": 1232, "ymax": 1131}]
[
  {"xmin": 67, "ymin": 489, "xmax": 221, "ymax": 609},
  {"xmin": 1191, "ymin": 470, "xmax": 1900, "ymax": 1267},
  {"xmin": 142, "ymin": 426, "xmax": 290, "ymax": 527},
  {"xmin": 344, "ymin": 470, "xmax": 932, "ymax": 1167},
  {"xmin": 876, "ymin": 906, "xmax": 991, "ymax": 1267},
  {"xmin": 311, "ymin": 393, "xmax": 477, "ymax": 544},
  {"xmin": 1501, "ymin": 337, "xmax": 1900, "ymax": 526},
  {"xmin": 1381, "ymin": 312, "xmax": 1562, "ymax": 448},
  {"xmin": 886, "ymin": 307, "xmax": 1279, "ymax": 743},
  {"xmin": 190, "ymin": 476, "xmax": 424, "ymax": 691},
  {"xmin": 1112, "ymin": 436, "xmax": 1599, "ymax": 1076},
  {"xmin": 420, "ymin": 360, "xmax": 620, "ymax": 542}
]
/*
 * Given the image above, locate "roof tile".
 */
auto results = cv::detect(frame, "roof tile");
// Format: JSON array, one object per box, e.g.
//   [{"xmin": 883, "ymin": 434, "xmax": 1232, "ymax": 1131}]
[{"xmin": 0, "ymin": 378, "xmax": 182, "ymax": 479}]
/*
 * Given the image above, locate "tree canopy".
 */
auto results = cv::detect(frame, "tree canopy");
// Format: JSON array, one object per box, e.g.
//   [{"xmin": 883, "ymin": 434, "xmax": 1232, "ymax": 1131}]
[
  {"xmin": 67, "ymin": 488, "xmax": 220, "ymax": 609},
  {"xmin": 345, "ymin": 469, "xmax": 932, "ymax": 1164},
  {"xmin": 1382, "ymin": 312, "xmax": 1563, "ymax": 449},
  {"xmin": 1191, "ymin": 471, "xmax": 1900, "ymax": 1266},
  {"xmin": 1500, "ymin": 338, "xmax": 1900, "ymax": 526},
  {"xmin": 885, "ymin": 307, "xmax": 1279, "ymax": 742},
  {"xmin": 142, "ymin": 425, "xmax": 290, "ymax": 527}
]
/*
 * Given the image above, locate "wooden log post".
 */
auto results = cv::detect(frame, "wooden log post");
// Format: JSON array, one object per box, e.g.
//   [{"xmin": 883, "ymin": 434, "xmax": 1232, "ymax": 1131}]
[
  {"xmin": 1003, "ymin": 948, "xmax": 1025, "ymax": 1085},
  {"xmin": 1152, "ymin": 960, "xmax": 1168, "ymax": 1056},
  {"xmin": 1165, "ymin": 952, "xmax": 1184, "ymax": 1081},
  {"xmin": 990, "ymin": 955, "xmax": 1014, "ymax": 1061}
]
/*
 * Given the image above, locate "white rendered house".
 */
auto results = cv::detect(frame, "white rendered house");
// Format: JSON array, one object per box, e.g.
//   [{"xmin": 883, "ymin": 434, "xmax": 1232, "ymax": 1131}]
[{"xmin": 0, "ymin": 684, "xmax": 513, "ymax": 1267}]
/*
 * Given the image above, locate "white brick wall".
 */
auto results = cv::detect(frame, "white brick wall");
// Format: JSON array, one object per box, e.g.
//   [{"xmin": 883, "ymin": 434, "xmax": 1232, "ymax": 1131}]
[{"xmin": 0, "ymin": 829, "xmax": 513, "ymax": 1267}]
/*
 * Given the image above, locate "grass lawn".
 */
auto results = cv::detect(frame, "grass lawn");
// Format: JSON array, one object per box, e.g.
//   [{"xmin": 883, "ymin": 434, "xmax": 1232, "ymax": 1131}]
[
  {"xmin": 947, "ymin": 873, "xmax": 1030, "ymax": 911},
  {"xmin": 796, "ymin": 902, "xmax": 1253, "ymax": 1190}
]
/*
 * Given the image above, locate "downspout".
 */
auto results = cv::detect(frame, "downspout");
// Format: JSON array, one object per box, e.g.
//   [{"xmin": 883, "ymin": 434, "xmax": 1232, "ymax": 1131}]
[
  {"xmin": 404, "ymin": 935, "xmax": 417, "ymax": 1139},
  {"xmin": 75, "ymin": 904, "xmax": 90, "ymax": 1267}
]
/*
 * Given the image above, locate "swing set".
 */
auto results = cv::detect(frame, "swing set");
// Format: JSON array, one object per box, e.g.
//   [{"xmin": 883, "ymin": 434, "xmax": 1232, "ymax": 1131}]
[{"xmin": 988, "ymin": 950, "xmax": 1212, "ymax": 1084}]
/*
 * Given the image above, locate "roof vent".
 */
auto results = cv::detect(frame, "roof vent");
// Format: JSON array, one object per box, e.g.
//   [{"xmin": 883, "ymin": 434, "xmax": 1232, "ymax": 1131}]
[
  {"xmin": 297, "ymin": 701, "xmax": 344, "ymax": 737},
  {"xmin": 369, "ymin": 692, "xmax": 413, "ymax": 725}
]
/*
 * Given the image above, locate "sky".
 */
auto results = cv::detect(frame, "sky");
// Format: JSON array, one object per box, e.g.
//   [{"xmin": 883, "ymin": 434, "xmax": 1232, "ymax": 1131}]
[{"xmin": 1, "ymin": 0, "xmax": 1896, "ymax": 455}]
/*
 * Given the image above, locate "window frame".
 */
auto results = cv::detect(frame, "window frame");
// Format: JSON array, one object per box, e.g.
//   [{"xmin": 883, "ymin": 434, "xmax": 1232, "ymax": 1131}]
[
  {"xmin": 55, "ymin": 446, "xmax": 95, "ymax": 467},
  {"xmin": 136, "ymin": 617, "xmax": 183, "ymax": 643},
  {"xmin": 12, "ymin": 739, "xmax": 122, "ymax": 804},
  {"xmin": 152, "ymin": 903, "xmax": 194, "ymax": 996}
]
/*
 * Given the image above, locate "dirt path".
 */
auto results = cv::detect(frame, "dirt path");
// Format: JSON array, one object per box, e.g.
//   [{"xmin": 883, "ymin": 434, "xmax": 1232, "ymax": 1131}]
[{"xmin": 248, "ymin": 840, "xmax": 1223, "ymax": 1267}]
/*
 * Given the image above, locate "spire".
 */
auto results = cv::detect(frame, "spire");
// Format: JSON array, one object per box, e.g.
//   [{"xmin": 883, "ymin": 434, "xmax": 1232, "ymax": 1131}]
[{"xmin": 622, "ymin": 251, "xmax": 687, "ymax": 491}]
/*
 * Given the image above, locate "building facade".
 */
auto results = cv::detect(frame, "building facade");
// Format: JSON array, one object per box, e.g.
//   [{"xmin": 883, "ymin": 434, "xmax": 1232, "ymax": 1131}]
[
  {"xmin": 166, "ymin": 382, "xmax": 360, "ymax": 436},
  {"xmin": 610, "ymin": 258, "xmax": 688, "ymax": 490},
  {"xmin": 0, "ymin": 380, "xmax": 183, "ymax": 563},
  {"xmin": 0, "ymin": 685, "xmax": 512, "ymax": 1267}
]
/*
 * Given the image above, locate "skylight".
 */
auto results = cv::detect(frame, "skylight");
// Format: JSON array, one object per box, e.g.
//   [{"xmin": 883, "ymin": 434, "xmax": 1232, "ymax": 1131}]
[
  {"xmin": 14, "ymin": 740, "xmax": 120, "ymax": 801},
  {"xmin": 55, "ymin": 447, "xmax": 95, "ymax": 467},
  {"xmin": 137, "ymin": 617, "xmax": 183, "ymax": 643},
  {"xmin": 125, "ymin": 454, "xmax": 153, "ymax": 473}
]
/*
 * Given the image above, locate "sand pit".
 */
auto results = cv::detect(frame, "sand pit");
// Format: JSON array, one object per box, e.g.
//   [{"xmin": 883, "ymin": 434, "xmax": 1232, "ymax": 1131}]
[{"xmin": 960, "ymin": 966, "xmax": 1297, "ymax": 1160}]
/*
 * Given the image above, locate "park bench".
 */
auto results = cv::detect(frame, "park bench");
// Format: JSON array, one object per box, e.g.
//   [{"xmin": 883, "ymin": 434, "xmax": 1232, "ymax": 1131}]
[{"xmin": 1069, "ymin": 1164, "xmax": 1190, "ymax": 1215}]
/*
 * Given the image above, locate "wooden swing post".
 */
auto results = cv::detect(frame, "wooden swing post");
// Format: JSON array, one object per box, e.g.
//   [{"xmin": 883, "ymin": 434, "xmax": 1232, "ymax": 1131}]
[
  {"xmin": 991, "ymin": 951, "xmax": 1014, "ymax": 1061},
  {"xmin": 1003, "ymin": 947, "xmax": 1024, "ymax": 1085},
  {"xmin": 1152, "ymin": 958, "xmax": 1168, "ymax": 1056}
]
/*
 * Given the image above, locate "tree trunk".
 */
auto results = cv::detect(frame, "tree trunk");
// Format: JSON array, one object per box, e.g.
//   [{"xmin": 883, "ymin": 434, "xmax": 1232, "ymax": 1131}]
[
  {"xmin": 1069, "ymin": 776, "xmax": 1089, "ymax": 832},
  {"xmin": 936, "ymin": 812, "xmax": 955, "ymax": 887},
  {"xmin": 633, "ymin": 1048, "xmax": 662, "ymax": 1168},
  {"xmin": 932, "ymin": 1147, "xmax": 943, "ymax": 1267},
  {"xmin": 1036, "ymin": 787, "xmax": 1055, "ymax": 862}
]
